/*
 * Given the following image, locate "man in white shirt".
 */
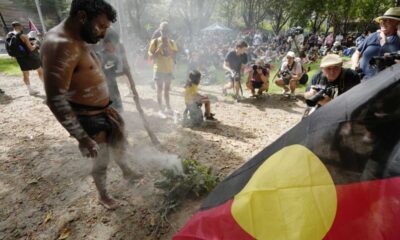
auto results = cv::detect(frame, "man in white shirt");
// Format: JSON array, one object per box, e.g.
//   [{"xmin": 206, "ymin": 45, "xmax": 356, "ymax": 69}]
[{"xmin": 274, "ymin": 51, "xmax": 303, "ymax": 99}]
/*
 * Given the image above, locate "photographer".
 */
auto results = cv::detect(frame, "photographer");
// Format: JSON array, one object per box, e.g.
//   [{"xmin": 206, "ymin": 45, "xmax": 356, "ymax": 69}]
[
  {"xmin": 288, "ymin": 27, "xmax": 304, "ymax": 54},
  {"xmin": 222, "ymin": 40, "xmax": 248, "ymax": 100},
  {"xmin": 6, "ymin": 21, "xmax": 43, "ymax": 96},
  {"xmin": 351, "ymin": 7, "xmax": 400, "ymax": 80},
  {"xmin": 305, "ymin": 54, "xmax": 360, "ymax": 107},
  {"xmin": 275, "ymin": 51, "xmax": 303, "ymax": 100},
  {"xmin": 246, "ymin": 59, "xmax": 269, "ymax": 97}
]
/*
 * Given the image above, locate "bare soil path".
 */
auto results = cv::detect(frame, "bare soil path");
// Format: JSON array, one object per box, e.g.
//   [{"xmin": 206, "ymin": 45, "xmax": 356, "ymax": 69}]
[{"xmin": 0, "ymin": 73, "xmax": 305, "ymax": 239}]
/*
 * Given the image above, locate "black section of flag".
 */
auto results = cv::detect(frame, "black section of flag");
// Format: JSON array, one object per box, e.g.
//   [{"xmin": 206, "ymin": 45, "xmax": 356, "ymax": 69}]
[{"xmin": 202, "ymin": 65, "xmax": 400, "ymax": 210}]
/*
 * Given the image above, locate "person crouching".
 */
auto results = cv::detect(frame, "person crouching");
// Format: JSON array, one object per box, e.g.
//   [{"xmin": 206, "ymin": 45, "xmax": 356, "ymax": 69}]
[
  {"xmin": 184, "ymin": 70, "xmax": 217, "ymax": 125},
  {"xmin": 246, "ymin": 60, "xmax": 269, "ymax": 98}
]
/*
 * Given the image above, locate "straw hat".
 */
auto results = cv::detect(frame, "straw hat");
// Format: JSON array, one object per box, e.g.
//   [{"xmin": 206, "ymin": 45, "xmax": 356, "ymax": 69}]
[
  {"xmin": 320, "ymin": 54, "xmax": 343, "ymax": 68},
  {"xmin": 375, "ymin": 7, "xmax": 400, "ymax": 22}
]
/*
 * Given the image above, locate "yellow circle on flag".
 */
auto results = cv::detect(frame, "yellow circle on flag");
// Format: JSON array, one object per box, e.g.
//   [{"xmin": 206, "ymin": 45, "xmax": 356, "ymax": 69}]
[{"xmin": 231, "ymin": 144, "xmax": 337, "ymax": 240}]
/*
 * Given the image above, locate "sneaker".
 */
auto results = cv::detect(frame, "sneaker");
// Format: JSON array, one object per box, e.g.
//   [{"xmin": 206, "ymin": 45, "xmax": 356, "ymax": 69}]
[
  {"xmin": 282, "ymin": 89, "xmax": 290, "ymax": 95},
  {"xmin": 205, "ymin": 115, "xmax": 217, "ymax": 121},
  {"xmin": 164, "ymin": 108, "xmax": 174, "ymax": 115},
  {"xmin": 158, "ymin": 110, "xmax": 167, "ymax": 119},
  {"xmin": 289, "ymin": 94, "xmax": 297, "ymax": 100},
  {"xmin": 29, "ymin": 89, "xmax": 39, "ymax": 96}
]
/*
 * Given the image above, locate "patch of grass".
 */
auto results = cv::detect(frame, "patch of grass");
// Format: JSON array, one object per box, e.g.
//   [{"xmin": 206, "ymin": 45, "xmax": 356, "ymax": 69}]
[{"xmin": 0, "ymin": 57, "xmax": 21, "ymax": 76}]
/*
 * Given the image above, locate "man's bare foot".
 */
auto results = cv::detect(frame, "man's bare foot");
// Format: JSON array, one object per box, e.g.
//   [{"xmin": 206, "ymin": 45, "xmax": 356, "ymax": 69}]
[{"xmin": 98, "ymin": 195, "xmax": 120, "ymax": 210}]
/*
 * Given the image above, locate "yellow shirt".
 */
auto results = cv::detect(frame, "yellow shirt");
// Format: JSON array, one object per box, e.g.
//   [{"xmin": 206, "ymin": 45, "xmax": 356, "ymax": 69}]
[
  {"xmin": 148, "ymin": 37, "xmax": 177, "ymax": 73},
  {"xmin": 184, "ymin": 84, "xmax": 198, "ymax": 104}
]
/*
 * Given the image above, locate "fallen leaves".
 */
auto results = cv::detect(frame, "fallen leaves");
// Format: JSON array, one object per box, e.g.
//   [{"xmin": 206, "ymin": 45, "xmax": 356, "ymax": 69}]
[
  {"xmin": 43, "ymin": 211, "xmax": 52, "ymax": 224},
  {"xmin": 58, "ymin": 227, "xmax": 71, "ymax": 240}
]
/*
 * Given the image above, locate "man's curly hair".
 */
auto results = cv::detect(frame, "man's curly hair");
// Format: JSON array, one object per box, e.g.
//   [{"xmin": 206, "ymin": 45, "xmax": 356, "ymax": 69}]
[{"xmin": 69, "ymin": 0, "xmax": 117, "ymax": 23}]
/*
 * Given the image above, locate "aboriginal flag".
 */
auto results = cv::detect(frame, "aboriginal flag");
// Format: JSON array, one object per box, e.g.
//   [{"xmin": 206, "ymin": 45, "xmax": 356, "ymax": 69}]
[{"xmin": 174, "ymin": 65, "xmax": 400, "ymax": 240}]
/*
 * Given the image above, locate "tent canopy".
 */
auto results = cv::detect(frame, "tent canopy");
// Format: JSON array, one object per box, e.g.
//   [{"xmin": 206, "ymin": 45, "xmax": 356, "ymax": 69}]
[{"xmin": 201, "ymin": 23, "xmax": 232, "ymax": 32}]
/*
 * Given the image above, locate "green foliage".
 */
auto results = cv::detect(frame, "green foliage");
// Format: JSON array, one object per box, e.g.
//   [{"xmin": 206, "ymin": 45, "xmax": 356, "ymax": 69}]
[
  {"xmin": 0, "ymin": 57, "xmax": 22, "ymax": 76},
  {"xmin": 155, "ymin": 159, "xmax": 218, "ymax": 203}
]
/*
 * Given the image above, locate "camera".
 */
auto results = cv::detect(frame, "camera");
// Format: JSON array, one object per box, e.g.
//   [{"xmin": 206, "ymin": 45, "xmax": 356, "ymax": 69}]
[
  {"xmin": 280, "ymin": 69, "xmax": 292, "ymax": 82},
  {"xmin": 231, "ymin": 71, "xmax": 241, "ymax": 81},
  {"xmin": 252, "ymin": 64, "xmax": 268, "ymax": 75},
  {"xmin": 306, "ymin": 85, "xmax": 336, "ymax": 107},
  {"xmin": 288, "ymin": 26, "xmax": 303, "ymax": 37},
  {"xmin": 369, "ymin": 52, "xmax": 400, "ymax": 71}
]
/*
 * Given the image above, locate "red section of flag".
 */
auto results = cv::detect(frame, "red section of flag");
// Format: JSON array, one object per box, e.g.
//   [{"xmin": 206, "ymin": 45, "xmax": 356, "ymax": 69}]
[
  {"xmin": 173, "ymin": 199, "xmax": 254, "ymax": 240},
  {"xmin": 325, "ymin": 177, "xmax": 400, "ymax": 240},
  {"xmin": 28, "ymin": 19, "xmax": 39, "ymax": 33}
]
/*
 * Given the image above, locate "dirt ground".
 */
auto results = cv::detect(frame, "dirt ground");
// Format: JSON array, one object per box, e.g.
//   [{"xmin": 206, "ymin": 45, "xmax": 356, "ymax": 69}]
[{"xmin": 0, "ymin": 72, "xmax": 306, "ymax": 240}]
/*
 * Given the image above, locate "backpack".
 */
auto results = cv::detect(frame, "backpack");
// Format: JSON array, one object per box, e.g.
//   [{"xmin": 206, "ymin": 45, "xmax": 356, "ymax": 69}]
[
  {"xmin": 5, "ymin": 32, "xmax": 27, "ymax": 57},
  {"xmin": 299, "ymin": 72, "xmax": 309, "ymax": 85},
  {"xmin": 293, "ymin": 58, "xmax": 309, "ymax": 85}
]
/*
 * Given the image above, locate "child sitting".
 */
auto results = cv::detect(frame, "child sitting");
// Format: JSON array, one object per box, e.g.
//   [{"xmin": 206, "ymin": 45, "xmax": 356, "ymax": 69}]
[{"xmin": 184, "ymin": 70, "xmax": 217, "ymax": 124}]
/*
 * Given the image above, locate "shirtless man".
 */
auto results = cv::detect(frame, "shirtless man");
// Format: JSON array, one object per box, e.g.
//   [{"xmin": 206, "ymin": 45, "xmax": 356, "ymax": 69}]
[{"xmin": 41, "ymin": 0, "xmax": 141, "ymax": 210}]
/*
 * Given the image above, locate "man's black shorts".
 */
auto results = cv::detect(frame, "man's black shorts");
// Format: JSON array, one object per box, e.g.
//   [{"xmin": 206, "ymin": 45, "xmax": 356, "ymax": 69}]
[
  {"xmin": 16, "ymin": 54, "xmax": 41, "ymax": 71},
  {"xmin": 251, "ymin": 81, "xmax": 263, "ymax": 89}
]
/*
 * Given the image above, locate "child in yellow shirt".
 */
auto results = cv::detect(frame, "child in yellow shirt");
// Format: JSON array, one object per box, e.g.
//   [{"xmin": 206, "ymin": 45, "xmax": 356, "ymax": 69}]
[{"xmin": 184, "ymin": 70, "xmax": 216, "ymax": 122}]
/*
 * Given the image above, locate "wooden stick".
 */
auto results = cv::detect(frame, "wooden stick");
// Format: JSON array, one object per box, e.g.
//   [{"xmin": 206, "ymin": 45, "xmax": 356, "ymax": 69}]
[{"xmin": 122, "ymin": 53, "xmax": 162, "ymax": 149}]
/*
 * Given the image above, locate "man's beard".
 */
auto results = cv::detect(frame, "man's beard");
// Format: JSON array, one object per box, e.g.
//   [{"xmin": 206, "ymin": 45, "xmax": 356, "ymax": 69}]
[{"xmin": 80, "ymin": 21, "xmax": 101, "ymax": 44}]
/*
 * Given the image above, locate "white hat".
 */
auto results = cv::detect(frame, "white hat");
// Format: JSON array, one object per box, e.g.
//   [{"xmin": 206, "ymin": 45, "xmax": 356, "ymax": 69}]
[
  {"xmin": 375, "ymin": 7, "xmax": 400, "ymax": 22},
  {"xmin": 286, "ymin": 51, "xmax": 295, "ymax": 58},
  {"xmin": 320, "ymin": 54, "xmax": 343, "ymax": 68}
]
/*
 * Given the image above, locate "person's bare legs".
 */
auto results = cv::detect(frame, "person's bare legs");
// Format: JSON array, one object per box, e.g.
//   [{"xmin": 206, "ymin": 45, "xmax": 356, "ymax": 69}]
[
  {"xmin": 223, "ymin": 81, "xmax": 233, "ymax": 95},
  {"xmin": 289, "ymin": 79, "xmax": 297, "ymax": 94},
  {"xmin": 91, "ymin": 132, "xmax": 119, "ymax": 210},
  {"xmin": 36, "ymin": 67, "xmax": 44, "ymax": 81},
  {"xmin": 164, "ymin": 78, "xmax": 172, "ymax": 110},
  {"xmin": 110, "ymin": 143, "xmax": 143, "ymax": 185},
  {"xmin": 22, "ymin": 71, "xmax": 30, "ymax": 86},
  {"xmin": 275, "ymin": 78, "xmax": 290, "ymax": 93},
  {"xmin": 156, "ymin": 79, "xmax": 164, "ymax": 110},
  {"xmin": 202, "ymin": 98, "xmax": 211, "ymax": 116},
  {"xmin": 259, "ymin": 83, "xmax": 269, "ymax": 95},
  {"xmin": 234, "ymin": 80, "xmax": 241, "ymax": 97},
  {"xmin": 23, "ymin": 71, "xmax": 38, "ymax": 95}
]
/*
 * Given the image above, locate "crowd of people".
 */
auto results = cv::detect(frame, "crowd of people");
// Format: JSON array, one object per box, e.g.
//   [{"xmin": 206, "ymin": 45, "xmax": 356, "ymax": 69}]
[{"xmin": 3, "ymin": 0, "xmax": 400, "ymax": 209}]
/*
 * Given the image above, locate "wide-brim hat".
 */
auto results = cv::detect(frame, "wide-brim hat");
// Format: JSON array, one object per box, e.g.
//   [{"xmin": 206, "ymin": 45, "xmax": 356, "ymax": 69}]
[
  {"xmin": 320, "ymin": 54, "xmax": 343, "ymax": 68},
  {"xmin": 375, "ymin": 7, "xmax": 400, "ymax": 22}
]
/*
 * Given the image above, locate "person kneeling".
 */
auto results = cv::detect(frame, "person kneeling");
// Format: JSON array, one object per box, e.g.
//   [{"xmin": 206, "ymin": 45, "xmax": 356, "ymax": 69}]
[
  {"xmin": 246, "ymin": 60, "xmax": 269, "ymax": 98},
  {"xmin": 275, "ymin": 51, "xmax": 303, "ymax": 100},
  {"xmin": 184, "ymin": 70, "xmax": 217, "ymax": 125}
]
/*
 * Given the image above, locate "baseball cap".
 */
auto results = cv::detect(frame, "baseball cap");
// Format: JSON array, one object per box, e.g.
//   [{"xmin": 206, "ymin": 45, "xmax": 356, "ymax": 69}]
[
  {"xmin": 11, "ymin": 21, "xmax": 21, "ymax": 27},
  {"xmin": 286, "ymin": 51, "xmax": 295, "ymax": 58}
]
